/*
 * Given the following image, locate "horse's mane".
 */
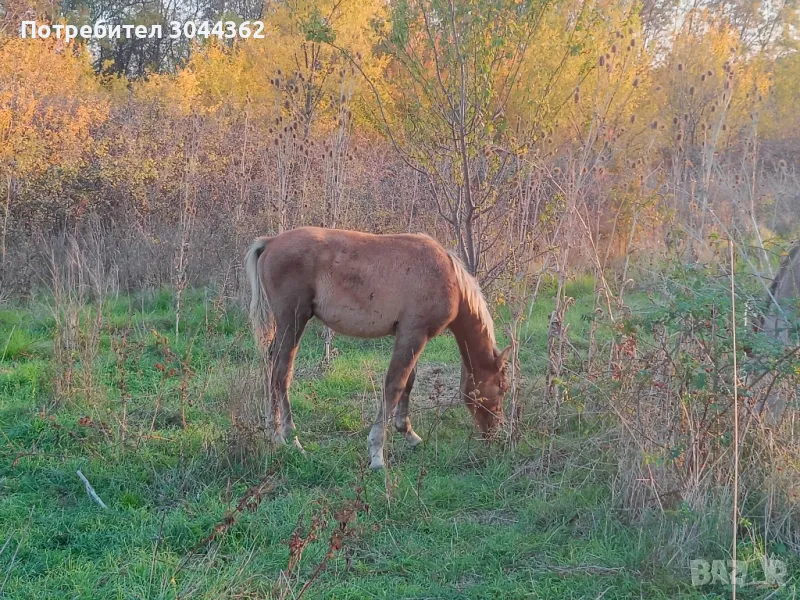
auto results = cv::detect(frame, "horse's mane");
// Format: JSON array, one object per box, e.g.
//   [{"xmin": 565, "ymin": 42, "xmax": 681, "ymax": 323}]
[{"xmin": 447, "ymin": 252, "xmax": 496, "ymax": 347}]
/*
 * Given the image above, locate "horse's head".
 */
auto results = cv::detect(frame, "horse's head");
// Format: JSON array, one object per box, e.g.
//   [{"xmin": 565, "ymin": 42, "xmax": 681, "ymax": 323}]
[{"xmin": 461, "ymin": 345, "xmax": 512, "ymax": 438}]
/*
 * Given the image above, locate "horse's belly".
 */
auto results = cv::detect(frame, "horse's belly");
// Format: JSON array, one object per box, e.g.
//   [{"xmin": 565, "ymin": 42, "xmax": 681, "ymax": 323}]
[
  {"xmin": 311, "ymin": 275, "xmax": 395, "ymax": 338},
  {"xmin": 314, "ymin": 305, "xmax": 396, "ymax": 339}
]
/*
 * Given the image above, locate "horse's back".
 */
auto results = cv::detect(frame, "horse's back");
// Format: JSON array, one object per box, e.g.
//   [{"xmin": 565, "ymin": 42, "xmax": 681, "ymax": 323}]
[{"xmin": 261, "ymin": 227, "xmax": 459, "ymax": 339}]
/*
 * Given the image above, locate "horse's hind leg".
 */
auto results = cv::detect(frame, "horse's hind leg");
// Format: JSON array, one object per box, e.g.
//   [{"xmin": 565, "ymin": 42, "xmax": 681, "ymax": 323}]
[
  {"xmin": 270, "ymin": 309, "xmax": 310, "ymax": 448},
  {"xmin": 369, "ymin": 330, "xmax": 427, "ymax": 470},
  {"xmin": 392, "ymin": 367, "xmax": 423, "ymax": 446}
]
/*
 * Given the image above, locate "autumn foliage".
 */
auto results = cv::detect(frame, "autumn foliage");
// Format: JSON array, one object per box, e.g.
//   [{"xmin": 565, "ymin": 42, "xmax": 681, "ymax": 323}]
[{"xmin": 0, "ymin": 0, "xmax": 798, "ymax": 292}]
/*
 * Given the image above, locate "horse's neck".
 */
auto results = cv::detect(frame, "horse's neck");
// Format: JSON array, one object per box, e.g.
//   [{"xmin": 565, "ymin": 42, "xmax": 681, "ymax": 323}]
[{"xmin": 449, "ymin": 307, "xmax": 495, "ymax": 374}]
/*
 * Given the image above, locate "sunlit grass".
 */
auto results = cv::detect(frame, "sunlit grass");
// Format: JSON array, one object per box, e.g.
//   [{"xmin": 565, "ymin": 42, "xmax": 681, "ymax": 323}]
[{"xmin": 0, "ymin": 283, "xmax": 784, "ymax": 599}]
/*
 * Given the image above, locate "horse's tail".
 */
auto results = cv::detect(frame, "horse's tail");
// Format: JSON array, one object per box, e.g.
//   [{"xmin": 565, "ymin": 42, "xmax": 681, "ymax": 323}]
[{"xmin": 245, "ymin": 236, "xmax": 274, "ymax": 351}]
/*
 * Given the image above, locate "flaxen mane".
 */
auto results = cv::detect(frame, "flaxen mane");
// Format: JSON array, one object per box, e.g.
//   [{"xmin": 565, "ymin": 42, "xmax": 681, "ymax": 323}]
[{"xmin": 447, "ymin": 252, "xmax": 496, "ymax": 347}]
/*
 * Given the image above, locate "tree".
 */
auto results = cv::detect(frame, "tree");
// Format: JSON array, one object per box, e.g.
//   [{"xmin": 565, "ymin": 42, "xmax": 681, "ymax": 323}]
[
  {"xmin": 347, "ymin": 0, "xmax": 551, "ymax": 276},
  {"xmin": 0, "ymin": 36, "xmax": 107, "ymax": 261}
]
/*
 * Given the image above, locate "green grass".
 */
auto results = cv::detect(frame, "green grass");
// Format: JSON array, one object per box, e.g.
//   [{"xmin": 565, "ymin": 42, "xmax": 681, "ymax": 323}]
[{"xmin": 0, "ymin": 286, "xmax": 793, "ymax": 598}]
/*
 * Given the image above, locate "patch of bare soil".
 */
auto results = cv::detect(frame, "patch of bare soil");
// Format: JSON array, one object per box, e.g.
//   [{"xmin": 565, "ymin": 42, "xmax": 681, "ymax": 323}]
[{"xmin": 412, "ymin": 362, "xmax": 462, "ymax": 409}]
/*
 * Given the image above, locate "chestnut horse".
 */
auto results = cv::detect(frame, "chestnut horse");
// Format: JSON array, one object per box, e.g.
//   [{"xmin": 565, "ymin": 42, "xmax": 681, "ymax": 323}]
[
  {"xmin": 245, "ymin": 226, "xmax": 510, "ymax": 470},
  {"xmin": 752, "ymin": 241, "xmax": 800, "ymax": 423}
]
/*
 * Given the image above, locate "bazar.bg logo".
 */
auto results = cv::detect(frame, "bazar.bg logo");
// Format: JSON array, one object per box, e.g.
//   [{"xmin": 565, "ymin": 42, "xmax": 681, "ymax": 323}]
[{"xmin": 690, "ymin": 557, "xmax": 788, "ymax": 587}]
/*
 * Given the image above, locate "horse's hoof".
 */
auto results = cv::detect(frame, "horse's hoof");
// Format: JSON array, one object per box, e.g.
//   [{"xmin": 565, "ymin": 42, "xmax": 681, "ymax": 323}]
[
  {"xmin": 369, "ymin": 459, "xmax": 385, "ymax": 471},
  {"xmin": 293, "ymin": 436, "xmax": 307, "ymax": 456},
  {"xmin": 272, "ymin": 434, "xmax": 287, "ymax": 447},
  {"xmin": 405, "ymin": 430, "xmax": 423, "ymax": 447}
]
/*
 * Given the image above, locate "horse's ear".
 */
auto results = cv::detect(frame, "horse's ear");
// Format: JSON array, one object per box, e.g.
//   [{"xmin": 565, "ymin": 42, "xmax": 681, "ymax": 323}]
[{"xmin": 496, "ymin": 345, "xmax": 512, "ymax": 367}]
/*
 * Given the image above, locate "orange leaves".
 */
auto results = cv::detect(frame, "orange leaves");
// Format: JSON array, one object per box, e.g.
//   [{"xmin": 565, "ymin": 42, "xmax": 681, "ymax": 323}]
[{"xmin": 0, "ymin": 36, "xmax": 108, "ymax": 178}]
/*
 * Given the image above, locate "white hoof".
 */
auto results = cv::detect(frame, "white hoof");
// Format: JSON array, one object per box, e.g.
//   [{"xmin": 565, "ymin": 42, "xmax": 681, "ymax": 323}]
[
  {"xmin": 272, "ymin": 432, "xmax": 286, "ymax": 447},
  {"xmin": 405, "ymin": 430, "xmax": 423, "ymax": 447},
  {"xmin": 370, "ymin": 458, "xmax": 385, "ymax": 470}
]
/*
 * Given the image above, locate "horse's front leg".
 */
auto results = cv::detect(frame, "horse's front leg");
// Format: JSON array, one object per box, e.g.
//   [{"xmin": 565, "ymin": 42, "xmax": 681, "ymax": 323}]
[
  {"xmin": 369, "ymin": 331, "xmax": 427, "ymax": 470},
  {"xmin": 393, "ymin": 367, "xmax": 423, "ymax": 446}
]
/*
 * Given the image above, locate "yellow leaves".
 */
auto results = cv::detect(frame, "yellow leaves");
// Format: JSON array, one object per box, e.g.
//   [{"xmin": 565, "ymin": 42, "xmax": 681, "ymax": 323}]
[
  {"xmin": 761, "ymin": 53, "xmax": 800, "ymax": 140},
  {"xmin": 644, "ymin": 12, "xmax": 772, "ymax": 142},
  {"xmin": 0, "ymin": 0, "xmax": 792, "ymax": 234},
  {"xmin": 184, "ymin": 40, "xmax": 258, "ymax": 113},
  {"xmin": 506, "ymin": 0, "xmax": 649, "ymax": 148},
  {"xmin": 124, "ymin": 0, "xmax": 389, "ymax": 134},
  {"xmin": 0, "ymin": 37, "xmax": 108, "ymax": 178}
]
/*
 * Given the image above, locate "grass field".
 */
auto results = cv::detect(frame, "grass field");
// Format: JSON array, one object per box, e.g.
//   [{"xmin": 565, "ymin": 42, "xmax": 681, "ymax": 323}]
[{"xmin": 0, "ymin": 282, "xmax": 793, "ymax": 599}]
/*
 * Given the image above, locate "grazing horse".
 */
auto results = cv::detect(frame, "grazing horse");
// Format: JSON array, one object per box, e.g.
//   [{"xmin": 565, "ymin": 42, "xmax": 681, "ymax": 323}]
[
  {"xmin": 752, "ymin": 242, "xmax": 800, "ymax": 423},
  {"xmin": 758, "ymin": 242, "xmax": 800, "ymax": 344},
  {"xmin": 244, "ymin": 226, "xmax": 511, "ymax": 470}
]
